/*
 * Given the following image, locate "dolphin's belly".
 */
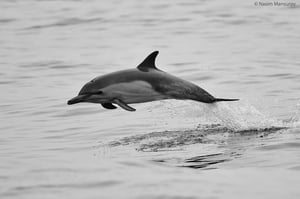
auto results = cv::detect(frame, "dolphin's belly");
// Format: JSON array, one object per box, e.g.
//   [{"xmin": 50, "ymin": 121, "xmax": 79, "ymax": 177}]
[{"xmin": 102, "ymin": 81, "xmax": 168, "ymax": 104}]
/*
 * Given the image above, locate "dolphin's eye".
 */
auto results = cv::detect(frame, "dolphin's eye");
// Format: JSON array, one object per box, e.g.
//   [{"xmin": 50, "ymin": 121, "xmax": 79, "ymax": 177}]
[{"xmin": 94, "ymin": 90, "xmax": 103, "ymax": 95}]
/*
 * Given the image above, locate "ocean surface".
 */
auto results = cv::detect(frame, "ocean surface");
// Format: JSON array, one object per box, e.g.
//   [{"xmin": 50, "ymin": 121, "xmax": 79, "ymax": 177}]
[{"xmin": 1, "ymin": 0, "xmax": 300, "ymax": 198}]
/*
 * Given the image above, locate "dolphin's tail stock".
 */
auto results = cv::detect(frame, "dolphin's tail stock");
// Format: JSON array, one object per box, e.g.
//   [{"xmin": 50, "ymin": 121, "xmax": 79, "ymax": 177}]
[{"xmin": 214, "ymin": 98, "xmax": 239, "ymax": 102}]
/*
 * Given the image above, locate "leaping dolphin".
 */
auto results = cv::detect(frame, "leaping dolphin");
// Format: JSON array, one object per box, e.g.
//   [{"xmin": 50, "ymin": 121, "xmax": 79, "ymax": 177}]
[{"xmin": 67, "ymin": 51, "xmax": 238, "ymax": 111}]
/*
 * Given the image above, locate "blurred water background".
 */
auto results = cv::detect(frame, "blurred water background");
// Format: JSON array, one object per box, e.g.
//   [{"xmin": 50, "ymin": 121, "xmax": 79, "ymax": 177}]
[{"xmin": 1, "ymin": 0, "xmax": 300, "ymax": 198}]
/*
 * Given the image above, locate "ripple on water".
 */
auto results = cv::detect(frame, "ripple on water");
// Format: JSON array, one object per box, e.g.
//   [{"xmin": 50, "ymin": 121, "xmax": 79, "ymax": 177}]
[
  {"xmin": 0, "ymin": 80, "xmax": 16, "ymax": 85},
  {"xmin": 3, "ymin": 180, "xmax": 121, "ymax": 197},
  {"xmin": 258, "ymin": 142, "xmax": 300, "ymax": 150},
  {"xmin": 53, "ymin": 107, "xmax": 104, "ymax": 118},
  {"xmin": 0, "ymin": 18, "xmax": 15, "ymax": 24},
  {"xmin": 25, "ymin": 17, "xmax": 104, "ymax": 30},
  {"xmin": 263, "ymin": 73, "xmax": 299, "ymax": 78},
  {"xmin": 181, "ymin": 153, "xmax": 232, "ymax": 169},
  {"xmin": 19, "ymin": 61, "xmax": 87, "ymax": 70}
]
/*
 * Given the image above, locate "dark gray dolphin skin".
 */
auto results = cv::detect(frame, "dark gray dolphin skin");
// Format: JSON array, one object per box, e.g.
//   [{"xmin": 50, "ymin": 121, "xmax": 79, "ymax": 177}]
[{"xmin": 67, "ymin": 51, "xmax": 238, "ymax": 111}]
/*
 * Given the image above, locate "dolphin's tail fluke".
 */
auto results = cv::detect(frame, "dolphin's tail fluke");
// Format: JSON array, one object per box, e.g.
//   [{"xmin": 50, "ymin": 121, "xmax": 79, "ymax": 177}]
[{"xmin": 214, "ymin": 98, "xmax": 239, "ymax": 102}]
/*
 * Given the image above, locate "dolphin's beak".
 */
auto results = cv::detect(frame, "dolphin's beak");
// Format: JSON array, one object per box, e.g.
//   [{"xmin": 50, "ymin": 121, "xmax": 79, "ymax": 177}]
[{"xmin": 67, "ymin": 95, "xmax": 87, "ymax": 105}]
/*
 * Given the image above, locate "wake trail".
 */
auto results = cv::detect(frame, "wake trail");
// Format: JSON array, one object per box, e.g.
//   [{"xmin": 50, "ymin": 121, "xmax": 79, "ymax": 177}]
[{"xmin": 100, "ymin": 100, "xmax": 300, "ymax": 153}]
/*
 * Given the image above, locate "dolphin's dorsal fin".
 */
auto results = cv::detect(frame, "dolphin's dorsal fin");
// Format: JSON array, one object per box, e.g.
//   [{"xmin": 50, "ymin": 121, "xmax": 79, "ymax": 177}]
[{"xmin": 137, "ymin": 51, "xmax": 159, "ymax": 72}]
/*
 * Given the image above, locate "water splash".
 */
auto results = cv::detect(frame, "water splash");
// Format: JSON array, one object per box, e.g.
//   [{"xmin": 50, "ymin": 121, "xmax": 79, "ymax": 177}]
[
  {"xmin": 206, "ymin": 100, "xmax": 286, "ymax": 131},
  {"xmin": 148, "ymin": 99, "xmax": 290, "ymax": 132}
]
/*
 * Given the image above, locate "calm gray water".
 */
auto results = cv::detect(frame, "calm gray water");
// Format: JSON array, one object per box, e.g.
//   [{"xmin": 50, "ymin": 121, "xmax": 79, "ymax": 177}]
[{"xmin": 1, "ymin": 0, "xmax": 300, "ymax": 198}]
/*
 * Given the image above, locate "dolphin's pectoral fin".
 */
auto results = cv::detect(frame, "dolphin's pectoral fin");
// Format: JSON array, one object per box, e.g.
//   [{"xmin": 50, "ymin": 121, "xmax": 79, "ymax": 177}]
[
  {"xmin": 101, "ymin": 103, "xmax": 117, "ymax": 109},
  {"xmin": 113, "ymin": 99, "xmax": 136, "ymax": 112}
]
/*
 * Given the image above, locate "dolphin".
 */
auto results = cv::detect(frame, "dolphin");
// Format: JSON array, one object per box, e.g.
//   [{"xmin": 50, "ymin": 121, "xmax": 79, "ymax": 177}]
[{"xmin": 67, "ymin": 51, "xmax": 238, "ymax": 111}]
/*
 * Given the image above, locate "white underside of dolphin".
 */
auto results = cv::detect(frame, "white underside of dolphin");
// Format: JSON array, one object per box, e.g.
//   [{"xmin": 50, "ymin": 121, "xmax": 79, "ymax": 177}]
[
  {"xmin": 67, "ymin": 51, "xmax": 238, "ymax": 111},
  {"xmin": 102, "ymin": 81, "xmax": 166, "ymax": 103}
]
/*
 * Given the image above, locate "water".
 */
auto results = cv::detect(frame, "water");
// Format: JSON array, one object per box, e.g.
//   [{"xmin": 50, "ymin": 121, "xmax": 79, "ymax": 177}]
[{"xmin": 1, "ymin": 0, "xmax": 300, "ymax": 198}]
